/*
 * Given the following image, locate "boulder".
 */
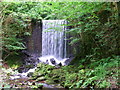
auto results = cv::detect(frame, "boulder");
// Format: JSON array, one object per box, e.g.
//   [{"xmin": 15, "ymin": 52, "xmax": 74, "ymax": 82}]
[{"xmin": 50, "ymin": 58, "xmax": 56, "ymax": 65}]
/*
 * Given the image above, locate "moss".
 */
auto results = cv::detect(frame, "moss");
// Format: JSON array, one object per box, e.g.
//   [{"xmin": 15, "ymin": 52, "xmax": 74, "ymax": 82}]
[
  {"xmin": 36, "ymin": 77, "xmax": 46, "ymax": 81},
  {"xmin": 37, "ymin": 63, "xmax": 55, "ymax": 73},
  {"xmin": 32, "ymin": 72, "xmax": 43, "ymax": 80},
  {"xmin": 46, "ymin": 79, "xmax": 56, "ymax": 84}
]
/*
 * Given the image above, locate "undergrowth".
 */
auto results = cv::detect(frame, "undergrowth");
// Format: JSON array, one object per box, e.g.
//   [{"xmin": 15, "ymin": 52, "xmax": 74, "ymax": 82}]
[
  {"xmin": 32, "ymin": 56, "xmax": 119, "ymax": 88},
  {"xmin": 3, "ymin": 54, "xmax": 22, "ymax": 69}
]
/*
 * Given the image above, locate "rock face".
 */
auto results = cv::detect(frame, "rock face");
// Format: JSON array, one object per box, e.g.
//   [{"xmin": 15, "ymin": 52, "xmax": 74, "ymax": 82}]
[
  {"xmin": 25, "ymin": 19, "xmax": 42, "ymax": 56},
  {"xmin": 19, "ymin": 50, "xmax": 39, "ymax": 73},
  {"xmin": 20, "ymin": 19, "xmax": 42, "ymax": 73}
]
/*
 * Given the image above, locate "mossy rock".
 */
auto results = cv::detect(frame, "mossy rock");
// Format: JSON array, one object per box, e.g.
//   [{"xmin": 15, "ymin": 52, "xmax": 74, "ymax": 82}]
[
  {"xmin": 32, "ymin": 73, "xmax": 44, "ymax": 79},
  {"xmin": 37, "ymin": 63, "xmax": 43, "ymax": 68},
  {"xmin": 37, "ymin": 63, "xmax": 55, "ymax": 70},
  {"xmin": 32, "ymin": 72, "xmax": 43, "ymax": 77},
  {"xmin": 46, "ymin": 79, "xmax": 56, "ymax": 84},
  {"xmin": 36, "ymin": 63, "xmax": 55, "ymax": 74},
  {"xmin": 36, "ymin": 77, "xmax": 46, "ymax": 81},
  {"xmin": 33, "ymin": 62, "xmax": 86, "ymax": 88}
]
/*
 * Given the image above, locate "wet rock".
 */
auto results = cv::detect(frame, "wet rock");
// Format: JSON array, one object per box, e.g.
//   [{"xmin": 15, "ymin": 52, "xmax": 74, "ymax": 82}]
[
  {"xmin": 27, "ymin": 72, "xmax": 33, "ymax": 77},
  {"xmin": 22, "ymin": 50, "xmax": 40, "ymax": 71},
  {"xmin": 55, "ymin": 63, "xmax": 62, "ymax": 68},
  {"xmin": 45, "ymin": 60, "xmax": 49, "ymax": 64},
  {"xmin": 14, "ymin": 85, "xmax": 17, "ymax": 87},
  {"xmin": 24, "ymin": 56, "xmax": 39, "ymax": 67},
  {"xmin": 20, "ymin": 73, "xmax": 28, "ymax": 77},
  {"xmin": 54, "ymin": 80, "xmax": 59, "ymax": 83},
  {"xmin": 17, "ymin": 66, "xmax": 30, "ymax": 73},
  {"xmin": 50, "ymin": 58, "xmax": 56, "ymax": 65},
  {"xmin": 38, "ymin": 56, "xmax": 60, "ymax": 66},
  {"xmin": 41, "ymin": 83, "xmax": 56, "ymax": 88},
  {"xmin": 61, "ymin": 57, "xmax": 74, "ymax": 66},
  {"xmin": 38, "ymin": 56, "xmax": 74, "ymax": 66}
]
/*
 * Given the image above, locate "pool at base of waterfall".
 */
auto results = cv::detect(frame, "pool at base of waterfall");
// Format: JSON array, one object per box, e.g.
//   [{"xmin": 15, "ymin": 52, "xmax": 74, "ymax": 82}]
[{"xmin": 38, "ymin": 55, "xmax": 70, "ymax": 66}]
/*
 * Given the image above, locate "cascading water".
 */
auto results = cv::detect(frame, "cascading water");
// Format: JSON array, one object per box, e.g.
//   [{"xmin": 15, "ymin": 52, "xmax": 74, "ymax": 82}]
[
  {"xmin": 42, "ymin": 20, "xmax": 67, "ymax": 59},
  {"xmin": 39, "ymin": 20, "xmax": 69, "ymax": 66}
]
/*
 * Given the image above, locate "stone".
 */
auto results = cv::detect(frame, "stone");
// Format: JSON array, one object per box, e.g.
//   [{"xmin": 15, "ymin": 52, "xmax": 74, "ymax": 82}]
[
  {"xmin": 38, "ymin": 56, "xmax": 60, "ymax": 66},
  {"xmin": 61, "ymin": 57, "xmax": 74, "ymax": 66},
  {"xmin": 50, "ymin": 58, "xmax": 56, "ymax": 65},
  {"xmin": 36, "ymin": 77, "xmax": 46, "ymax": 81},
  {"xmin": 27, "ymin": 72, "xmax": 33, "ymax": 77},
  {"xmin": 45, "ymin": 60, "xmax": 49, "ymax": 64}
]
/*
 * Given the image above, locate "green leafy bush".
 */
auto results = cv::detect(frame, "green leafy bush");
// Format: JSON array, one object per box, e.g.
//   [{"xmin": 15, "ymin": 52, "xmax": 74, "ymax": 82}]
[{"xmin": 32, "ymin": 56, "xmax": 119, "ymax": 88}]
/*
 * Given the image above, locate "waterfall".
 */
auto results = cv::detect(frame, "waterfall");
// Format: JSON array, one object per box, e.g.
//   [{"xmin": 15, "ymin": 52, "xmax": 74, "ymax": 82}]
[
  {"xmin": 10, "ymin": 20, "xmax": 70, "ymax": 79},
  {"xmin": 37, "ymin": 20, "xmax": 70, "ymax": 66},
  {"xmin": 42, "ymin": 20, "xmax": 67, "ymax": 60}
]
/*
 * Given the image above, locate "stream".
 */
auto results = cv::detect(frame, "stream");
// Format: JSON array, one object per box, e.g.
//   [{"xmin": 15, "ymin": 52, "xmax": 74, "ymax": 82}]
[
  {"xmin": 3, "ymin": 71, "xmax": 63, "ymax": 89},
  {"xmin": 2, "ymin": 57, "xmax": 69, "ymax": 89}
]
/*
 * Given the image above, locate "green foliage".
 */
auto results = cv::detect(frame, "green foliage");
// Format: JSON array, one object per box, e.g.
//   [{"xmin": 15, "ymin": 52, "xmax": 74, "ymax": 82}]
[
  {"xmin": 5, "ymin": 54, "xmax": 22, "ymax": 69},
  {"xmin": 0, "ymin": 2, "xmax": 119, "ymax": 88},
  {"xmin": 32, "ymin": 56, "xmax": 119, "ymax": 88},
  {"xmin": 1, "ymin": 2, "xmax": 119, "ymax": 59}
]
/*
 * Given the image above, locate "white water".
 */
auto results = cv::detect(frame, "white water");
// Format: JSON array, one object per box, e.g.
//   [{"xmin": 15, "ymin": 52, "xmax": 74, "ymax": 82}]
[
  {"xmin": 42, "ymin": 20, "xmax": 67, "ymax": 60},
  {"xmin": 38, "ymin": 55, "xmax": 69, "ymax": 66},
  {"xmin": 10, "ymin": 67, "xmax": 37, "ymax": 80}
]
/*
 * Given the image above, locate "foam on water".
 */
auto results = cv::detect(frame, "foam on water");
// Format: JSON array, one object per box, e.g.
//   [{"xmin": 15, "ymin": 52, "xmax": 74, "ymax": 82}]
[
  {"xmin": 38, "ymin": 55, "xmax": 70, "ymax": 66},
  {"xmin": 10, "ymin": 67, "xmax": 37, "ymax": 80}
]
